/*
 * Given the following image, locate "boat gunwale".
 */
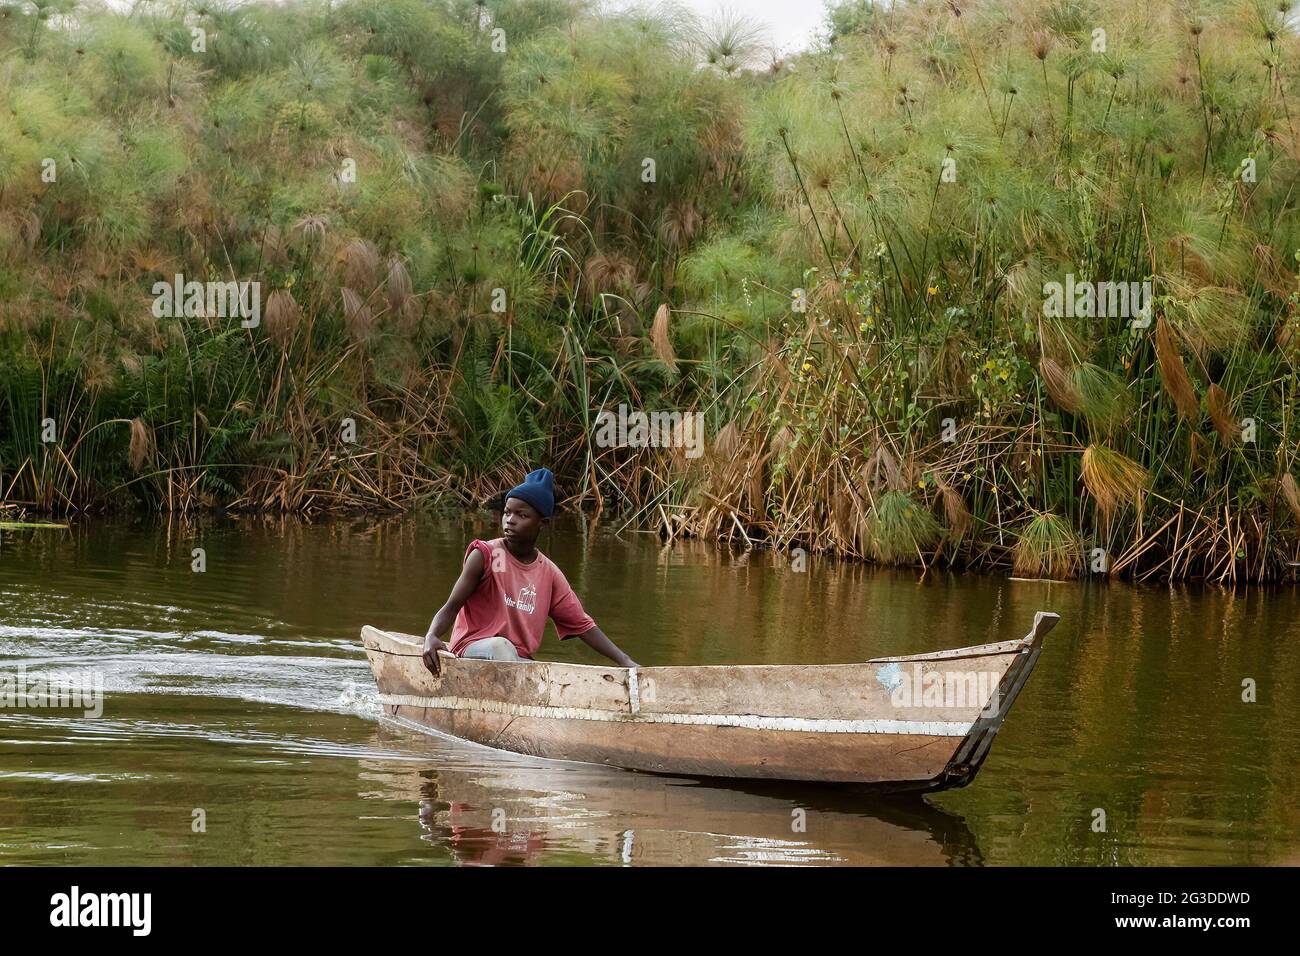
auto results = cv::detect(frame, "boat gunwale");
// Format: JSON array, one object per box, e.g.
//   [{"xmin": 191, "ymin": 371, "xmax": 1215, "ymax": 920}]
[{"xmin": 360, "ymin": 615, "xmax": 1060, "ymax": 671}]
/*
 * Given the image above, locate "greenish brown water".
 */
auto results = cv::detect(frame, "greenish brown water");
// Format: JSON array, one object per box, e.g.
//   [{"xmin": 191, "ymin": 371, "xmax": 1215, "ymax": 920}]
[{"xmin": 1, "ymin": 515, "xmax": 1296, "ymax": 866}]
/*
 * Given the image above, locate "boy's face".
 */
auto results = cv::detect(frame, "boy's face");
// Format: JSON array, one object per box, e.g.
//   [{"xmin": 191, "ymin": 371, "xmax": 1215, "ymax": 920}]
[{"xmin": 502, "ymin": 496, "xmax": 545, "ymax": 545}]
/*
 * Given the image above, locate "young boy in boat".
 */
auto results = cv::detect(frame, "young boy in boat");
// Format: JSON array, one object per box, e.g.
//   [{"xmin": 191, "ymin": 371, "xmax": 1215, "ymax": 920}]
[{"xmin": 421, "ymin": 468, "xmax": 638, "ymax": 675}]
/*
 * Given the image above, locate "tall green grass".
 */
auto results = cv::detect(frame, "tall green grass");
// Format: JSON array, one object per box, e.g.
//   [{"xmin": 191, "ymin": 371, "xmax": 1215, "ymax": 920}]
[{"xmin": 1, "ymin": 0, "xmax": 1299, "ymax": 581}]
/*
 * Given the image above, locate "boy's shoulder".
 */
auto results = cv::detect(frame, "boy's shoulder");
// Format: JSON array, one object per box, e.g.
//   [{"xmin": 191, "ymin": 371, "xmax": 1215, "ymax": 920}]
[{"xmin": 463, "ymin": 538, "xmax": 501, "ymax": 573}]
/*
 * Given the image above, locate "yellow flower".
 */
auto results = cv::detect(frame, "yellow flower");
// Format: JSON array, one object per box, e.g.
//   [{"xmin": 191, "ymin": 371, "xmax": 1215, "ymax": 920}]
[
  {"xmin": 801, "ymin": 361, "xmax": 812, "ymax": 372},
  {"xmin": 917, "ymin": 480, "xmax": 925, "ymax": 490},
  {"xmin": 999, "ymin": 370, "xmax": 1009, "ymax": 381},
  {"xmin": 927, "ymin": 286, "xmax": 937, "ymax": 296}
]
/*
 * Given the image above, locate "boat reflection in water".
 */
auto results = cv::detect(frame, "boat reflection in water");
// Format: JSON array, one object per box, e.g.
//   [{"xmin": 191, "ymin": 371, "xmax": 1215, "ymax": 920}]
[{"xmin": 358, "ymin": 722, "xmax": 983, "ymax": 866}]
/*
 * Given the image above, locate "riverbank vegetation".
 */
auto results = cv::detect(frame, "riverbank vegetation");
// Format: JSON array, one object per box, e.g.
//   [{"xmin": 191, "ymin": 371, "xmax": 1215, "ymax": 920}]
[{"xmin": 3, "ymin": 0, "xmax": 1300, "ymax": 582}]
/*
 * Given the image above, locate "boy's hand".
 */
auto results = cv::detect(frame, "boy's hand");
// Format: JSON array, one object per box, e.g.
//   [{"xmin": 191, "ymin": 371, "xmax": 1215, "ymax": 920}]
[
  {"xmin": 420, "ymin": 549, "xmax": 486, "ymax": 677},
  {"xmin": 422, "ymin": 636, "xmax": 450, "ymax": 676}
]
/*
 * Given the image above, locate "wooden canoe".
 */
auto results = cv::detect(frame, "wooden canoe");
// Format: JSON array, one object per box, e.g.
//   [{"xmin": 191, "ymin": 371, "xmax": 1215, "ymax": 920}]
[{"xmin": 360, "ymin": 610, "xmax": 1058, "ymax": 793}]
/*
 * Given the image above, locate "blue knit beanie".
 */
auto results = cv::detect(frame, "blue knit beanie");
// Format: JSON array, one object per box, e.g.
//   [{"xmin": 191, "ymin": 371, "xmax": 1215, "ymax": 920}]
[{"xmin": 505, "ymin": 468, "xmax": 555, "ymax": 518}]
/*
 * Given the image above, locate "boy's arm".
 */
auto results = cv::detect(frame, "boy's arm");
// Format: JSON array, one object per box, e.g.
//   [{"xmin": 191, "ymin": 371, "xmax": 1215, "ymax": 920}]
[
  {"xmin": 575, "ymin": 625, "xmax": 638, "ymax": 669},
  {"xmin": 422, "ymin": 549, "xmax": 486, "ymax": 676}
]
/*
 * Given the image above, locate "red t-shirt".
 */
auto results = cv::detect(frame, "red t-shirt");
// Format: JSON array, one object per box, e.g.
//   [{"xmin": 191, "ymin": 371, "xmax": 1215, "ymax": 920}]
[{"xmin": 448, "ymin": 539, "xmax": 596, "ymax": 660}]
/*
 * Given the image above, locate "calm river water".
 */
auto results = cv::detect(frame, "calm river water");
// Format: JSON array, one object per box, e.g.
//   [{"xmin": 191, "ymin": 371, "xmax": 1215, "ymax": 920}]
[{"xmin": 1, "ymin": 515, "xmax": 1296, "ymax": 865}]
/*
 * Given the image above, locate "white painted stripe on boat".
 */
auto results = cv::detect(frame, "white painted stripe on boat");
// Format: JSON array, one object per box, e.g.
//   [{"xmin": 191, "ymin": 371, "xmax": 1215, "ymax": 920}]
[
  {"xmin": 627, "ymin": 668, "xmax": 640, "ymax": 715},
  {"xmin": 377, "ymin": 694, "xmax": 973, "ymax": 736}
]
